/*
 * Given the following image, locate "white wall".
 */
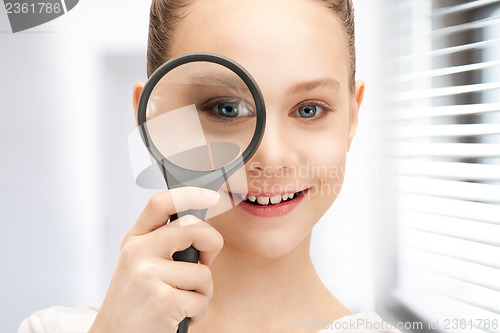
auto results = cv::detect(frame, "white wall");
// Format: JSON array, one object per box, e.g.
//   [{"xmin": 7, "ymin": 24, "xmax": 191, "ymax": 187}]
[{"xmin": 0, "ymin": 1, "xmax": 392, "ymax": 331}]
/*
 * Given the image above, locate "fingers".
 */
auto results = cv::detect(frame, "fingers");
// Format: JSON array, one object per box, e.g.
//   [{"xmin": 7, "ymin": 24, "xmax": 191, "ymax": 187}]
[
  {"xmin": 172, "ymin": 288, "xmax": 210, "ymax": 326},
  {"xmin": 140, "ymin": 217, "xmax": 224, "ymax": 267},
  {"xmin": 131, "ymin": 258, "xmax": 213, "ymax": 326},
  {"xmin": 157, "ymin": 259, "xmax": 214, "ymax": 299},
  {"xmin": 128, "ymin": 187, "xmax": 220, "ymax": 237}
]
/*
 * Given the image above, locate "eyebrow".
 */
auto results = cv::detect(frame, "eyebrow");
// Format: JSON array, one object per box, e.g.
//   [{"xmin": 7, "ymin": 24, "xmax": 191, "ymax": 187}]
[
  {"xmin": 189, "ymin": 73, "xmax": 248, "ymax": 89},
  {"xmin": 286, "ymin": 78, "xmax": 341, "ymax": 94}
]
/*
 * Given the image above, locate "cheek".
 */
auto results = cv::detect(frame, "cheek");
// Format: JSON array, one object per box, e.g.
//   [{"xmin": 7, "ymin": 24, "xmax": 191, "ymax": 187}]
[
  {"xmin": 293, "ymin": 105, "xmax": 350, "ymax": 153},
  {"xmin": 298, "ymin": 119, "xmax": 348, "ymax": 205},
  {"xmin": 308, "ymin": 153, "xmax": 346, "ymax": 206},
  {"xmin": 296, "ymin": 114, "xmax": 349, "ymax": 172},
  {"xmin": 303, "ymin": 155, "xmax": 346, "ymax": 231}
]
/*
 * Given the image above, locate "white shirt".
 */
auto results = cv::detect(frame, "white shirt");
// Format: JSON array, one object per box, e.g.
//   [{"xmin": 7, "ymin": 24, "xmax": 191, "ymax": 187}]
[{"xmin": 18, "ymin": 303, "xmax": 402, "ymax": 333}]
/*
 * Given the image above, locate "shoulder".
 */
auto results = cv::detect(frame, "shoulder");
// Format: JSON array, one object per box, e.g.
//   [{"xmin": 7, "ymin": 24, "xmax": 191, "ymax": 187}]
[
  {"xmin": 318, "ymin": 312, "xmax": 402, "ymax": 333},
  {"xmin": 18, "ymin": 303, "xmax": 100, "ymax": 333}
]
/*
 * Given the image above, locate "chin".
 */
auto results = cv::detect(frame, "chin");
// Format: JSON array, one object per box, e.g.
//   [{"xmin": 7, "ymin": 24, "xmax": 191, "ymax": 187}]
[
  {"xmin": 226, "ymin": 232, "xmax": 309, "ymax": 260},
  {"xmin": 209, "ymin": 211, "xmax": 313, "ymax": 260}
]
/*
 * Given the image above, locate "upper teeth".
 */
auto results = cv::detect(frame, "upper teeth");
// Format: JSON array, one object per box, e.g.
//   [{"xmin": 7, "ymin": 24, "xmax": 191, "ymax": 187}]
[
  {"xmin": 258, "ymin": 196, "xmax": 270, "ymax": 205},
  {"xmin": 238, "ymin": 192, "xmax": 297, "ymax": 205}
]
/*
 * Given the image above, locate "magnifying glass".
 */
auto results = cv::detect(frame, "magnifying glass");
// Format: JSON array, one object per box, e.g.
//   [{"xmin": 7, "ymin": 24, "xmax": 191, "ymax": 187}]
[{"xmin": 136, "ymin": 52, "xmax": 266, "ymax": 333}]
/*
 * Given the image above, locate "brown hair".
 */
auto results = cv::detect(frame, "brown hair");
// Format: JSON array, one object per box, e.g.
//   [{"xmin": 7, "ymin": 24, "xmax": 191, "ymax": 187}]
[{"xmin": 147, "ymin": 0, "xmax": 356, "ymax": 91}]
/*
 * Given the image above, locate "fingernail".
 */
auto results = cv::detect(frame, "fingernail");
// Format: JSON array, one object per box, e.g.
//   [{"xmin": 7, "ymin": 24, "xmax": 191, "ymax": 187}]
[{"xmin": 203, "ymin": 189, "xmax": 220, "ymax": 201}]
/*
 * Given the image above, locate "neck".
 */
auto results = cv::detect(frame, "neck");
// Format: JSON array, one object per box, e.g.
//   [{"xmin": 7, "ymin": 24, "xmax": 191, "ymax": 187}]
[{"xmin": 207, "ymin": 231, "xmax": 346, "ymax": 324}]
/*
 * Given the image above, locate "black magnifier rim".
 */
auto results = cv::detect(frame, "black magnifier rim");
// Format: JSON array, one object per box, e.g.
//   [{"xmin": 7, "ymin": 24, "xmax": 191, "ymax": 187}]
[{"xmin": 136, "ymin": 52, "xmax": 266, "ymax": 173}]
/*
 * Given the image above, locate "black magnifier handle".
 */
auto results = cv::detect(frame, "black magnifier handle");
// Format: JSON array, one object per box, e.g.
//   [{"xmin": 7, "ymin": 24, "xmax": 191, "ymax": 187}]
[{"xmin": 169, "ymin": 208, "xmax": 208, "ymax": 333}]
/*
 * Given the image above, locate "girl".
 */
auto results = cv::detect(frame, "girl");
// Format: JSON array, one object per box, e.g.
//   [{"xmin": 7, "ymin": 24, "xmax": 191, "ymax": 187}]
[{"xmin": 19, "ymin": 0, "xmax": 401, "ymax": 332}]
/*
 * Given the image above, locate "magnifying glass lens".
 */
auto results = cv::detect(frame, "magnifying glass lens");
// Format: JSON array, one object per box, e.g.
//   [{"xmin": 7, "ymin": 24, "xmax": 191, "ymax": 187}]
[{"xmin": 145, "ymin": 61, "xmax": 257, "ymax": 172}]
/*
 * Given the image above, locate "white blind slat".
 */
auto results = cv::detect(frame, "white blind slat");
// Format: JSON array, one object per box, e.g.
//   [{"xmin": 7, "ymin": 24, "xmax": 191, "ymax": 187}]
[
  {"xmin": 391, "ymin": 159, "xmax": 500, "ymax": 180},
  {"xmin": 400, "ymin": 266, "xmax": 500, "ymax": 314},
  {"xmin": 398, "ymin": 38, "xmax": 500, "ymax": 62},
  {"xmin": 391, "ymin": 124, "xmax": 500, "ymax": 138},
  {"xmin": 401, "ymin": 247, "xmax": 500, "ymax": 291},
  {"xmin": 399, "ymin": 193, "xmax": 500, "ymax": 225},
  {"xmin": 393, "ymin": 61, "xmax": 500, "ymax": 82},
  {"xmin": 388, "ymin": 103, "xmax": 500, "ymax": 120},
  {"xmin": 432, "ymin": 15, "xmax": 500, "ymax": 38},
  {"xmin": 393, "ymin": 82, "xmax": 500, "ymax": 101},
  {"xmin": 391, "ymin": 143, "xmax": 500, "ymax": 157},
  {"xmin": 432, "ymin": 0, "xmax": 500, "ymax": 17},
  {"xmin": 395, "ymin": 175, "xmax": 500, "ymax": 203},
  {"xmin": 399, "ymin": 210, "xmax": 500, "ymax": 246},
  {"xmin": 400, "ymin": 228, "xmax": 500, "ymax": 269}
]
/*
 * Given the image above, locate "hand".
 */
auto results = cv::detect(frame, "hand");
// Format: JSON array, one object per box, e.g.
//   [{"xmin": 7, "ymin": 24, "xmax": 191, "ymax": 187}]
[{"xmin": 89, "ymin": 187, "xmax": 223, "ymax": 333}]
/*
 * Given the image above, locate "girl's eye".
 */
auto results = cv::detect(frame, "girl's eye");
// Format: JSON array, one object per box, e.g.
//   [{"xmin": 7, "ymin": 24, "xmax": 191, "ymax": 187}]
[
  {"xmin": 291, "ymin": 102, "xmax": 332, "ymax": 119},
  {"xmin": 201, "ymin": 99, "xmax": 254, "ymax": 120},
  {"xmin": 217, "ymin": 102, "xmax": 240, "ymax": 117},
  {"xmin": 298, "ymin": 105, "xmax": 318, "ymax": 118}
]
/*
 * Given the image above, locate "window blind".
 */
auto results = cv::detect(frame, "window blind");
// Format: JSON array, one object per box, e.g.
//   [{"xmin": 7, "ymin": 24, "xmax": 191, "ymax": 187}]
[{"xmin": 385, "ymin": 1, "xmax": 500, "ymax": 331}]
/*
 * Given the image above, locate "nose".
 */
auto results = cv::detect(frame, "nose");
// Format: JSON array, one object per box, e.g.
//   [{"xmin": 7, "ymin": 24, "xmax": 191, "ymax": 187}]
[{"xmin": 247, "ymin": 109, "xmax": 298, "ymax": 175}]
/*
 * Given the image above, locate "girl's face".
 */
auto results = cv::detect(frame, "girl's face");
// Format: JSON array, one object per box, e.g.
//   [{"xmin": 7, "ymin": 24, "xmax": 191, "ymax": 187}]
[{"xmin": 167, "ymin": 0, "xmax": 364, "ymax": 259}]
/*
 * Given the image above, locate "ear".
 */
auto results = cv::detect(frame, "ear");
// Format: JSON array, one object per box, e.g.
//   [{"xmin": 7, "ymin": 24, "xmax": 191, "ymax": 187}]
[
  {"xmin": 347, "ymin": 80, "xmax": 365, "ymax": 152},
  {"xmin": 133, "ymin": 81, "xmax": 145, "ymax": 124}
]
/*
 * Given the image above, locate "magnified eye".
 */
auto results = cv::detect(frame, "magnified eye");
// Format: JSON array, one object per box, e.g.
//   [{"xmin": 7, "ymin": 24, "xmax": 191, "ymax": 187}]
[
  {"xmin": 218, "ymin": 102, "xmax": 240, "ymax": 117},
  {"xmin": 298, "ymin": 105, "xmax": 318, "ymax": 118},
  {"xmin": 202, "ymin": 98, "xmax": 254, "ymax": 120}
]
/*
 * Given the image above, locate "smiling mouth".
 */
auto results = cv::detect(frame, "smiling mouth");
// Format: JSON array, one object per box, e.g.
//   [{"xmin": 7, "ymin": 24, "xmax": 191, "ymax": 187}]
[{"xmin": 233, "ymin": 189, "xmax": 308, "ymax": 206}]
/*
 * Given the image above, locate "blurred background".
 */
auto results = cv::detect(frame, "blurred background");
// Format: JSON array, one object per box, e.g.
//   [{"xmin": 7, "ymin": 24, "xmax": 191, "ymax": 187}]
[{"xmin": 1, "ymin": 0, "xmax": 499, "ymax": 332}]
